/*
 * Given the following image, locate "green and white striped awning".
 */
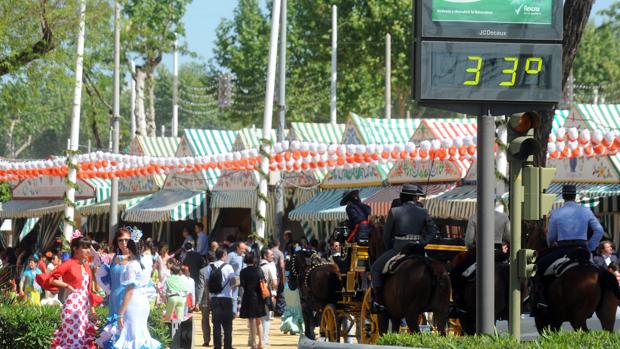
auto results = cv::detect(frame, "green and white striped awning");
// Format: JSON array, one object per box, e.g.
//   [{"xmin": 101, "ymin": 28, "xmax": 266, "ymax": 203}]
[
  {"xmin": 78, "ymin": 194, "xmax": 152, "ymax": 216},
  {"xmin": 552, "ymin": 109, "xmax": 570, "ymax": 133},
  {"xmin": 83, "ymin": 178, "xmax": 111, "ymax": 202},
  {"xmin": 122, "ymin": 190, "xmax": 206, "ymax": 223},
  {"xmin": 184, "ymin": 129, "xmax": 238, "ymax": 190},
  {"xmin": 238, "ymin": 128, "xmax": 282, "ymax": 149},
  {"xmin": 290, "ymin": 122, "xmax": 345, "ymax": 143},
  {"xmin": 0, "ymin": 198, "xmax": 95, "ymax": 219},
  {"xmin": 137, "ymin": 136, "xmax": 180, "ymax": 186},
  {"xmin": 210, "ymin": 190, "xmax": 257, "ymax": 209},
  {"xmin": 19, "ymin": 217, "xmax": 40, "ymax": 242},
  {"xmin": 351, "ymin": 113, "xmax": 420, "ymax": 144},
  {"xmin": 288, "ymin": 187, "xmax": 382, "ymax": 222}
]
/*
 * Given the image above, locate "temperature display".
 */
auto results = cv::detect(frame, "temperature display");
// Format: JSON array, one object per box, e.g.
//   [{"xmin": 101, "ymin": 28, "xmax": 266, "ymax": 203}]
[{"xmin": 417, "ymin": 41, "xmax": 562, "ymax": 102}]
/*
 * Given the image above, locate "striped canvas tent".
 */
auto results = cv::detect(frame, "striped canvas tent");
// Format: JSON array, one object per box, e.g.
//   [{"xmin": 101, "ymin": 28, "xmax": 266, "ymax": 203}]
[
  {"xmin": 288, "ymin": 187, "xmax": 382, "ymax": 222},
  {"xmin": 19, "ymin": 217, "xmax": 40, "ymax": 242},
  {"xmin": 574, "ymin": 104, "xmax": 620, "ymax": 175},
  {"xmin": 123, "ymin": 190, "xmax": 207, "ymax": 223},
  {"xmin": 164, "ymin": 129, "xmax": 237, "ymax": 191},
  {"xmin": 78, "ymin": 194, "xmax": 152, "ymax": 216},
  {"xmin": 137, "ymin": 136, "xmax": 180, "ymax": 187},
  {"xmin": 364, "ymin": 184, "xmax": 457, "ymax": 217},
  {"xmin": 389, "ymin": 118, "xmax": 477, "ymax": 184},
  {"xmin": 322, "ymin": 114, "xmax": 420, "ymax": 188},
  {"xmin": 0, "ymin": 198, "xmax": 96, "ymax": 219}
]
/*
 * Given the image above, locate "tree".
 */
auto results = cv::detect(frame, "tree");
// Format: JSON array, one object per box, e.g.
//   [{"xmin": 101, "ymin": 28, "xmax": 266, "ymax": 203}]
[
  {"xmin": 535, "ymin": 0, "xmax": 596, "ymax": 167},
  {"xmin": 122, "ymin": 0, "xmax": 193, "ymax": 136},
  {"xmin": 213, "ymin": 0, "xmax": 413, "ymax": 125}
]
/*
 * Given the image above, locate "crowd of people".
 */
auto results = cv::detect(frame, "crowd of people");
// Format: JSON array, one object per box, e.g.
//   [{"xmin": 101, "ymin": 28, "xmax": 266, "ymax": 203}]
[{"xmin": 0, "ymin": 223, "xmax": 316, "ymax": 349}]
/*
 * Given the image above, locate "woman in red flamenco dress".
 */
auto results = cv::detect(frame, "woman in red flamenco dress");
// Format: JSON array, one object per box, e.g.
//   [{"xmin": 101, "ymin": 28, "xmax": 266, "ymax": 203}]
[{"xmin": 36, "ymin": 231, "xmax": 103, "ymax": 349}]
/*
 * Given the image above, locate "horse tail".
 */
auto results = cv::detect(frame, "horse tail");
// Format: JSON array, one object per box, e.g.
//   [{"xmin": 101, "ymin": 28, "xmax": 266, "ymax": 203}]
[{"xmin": 598, "ymin": 269, "xmax": 620, "ymax": 300}]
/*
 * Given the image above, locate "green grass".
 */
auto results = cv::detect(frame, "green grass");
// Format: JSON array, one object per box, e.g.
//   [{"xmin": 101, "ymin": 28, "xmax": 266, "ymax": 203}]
[{"xmin": 377, "ymin": 330, "xmax": 620, "ymax": 349}]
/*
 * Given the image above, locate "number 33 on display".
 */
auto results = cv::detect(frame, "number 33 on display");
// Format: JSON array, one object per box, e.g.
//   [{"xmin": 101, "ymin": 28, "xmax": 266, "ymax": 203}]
[{"xmin": 463, "ymin": 56, "xmax": 543, "ymax": 87}]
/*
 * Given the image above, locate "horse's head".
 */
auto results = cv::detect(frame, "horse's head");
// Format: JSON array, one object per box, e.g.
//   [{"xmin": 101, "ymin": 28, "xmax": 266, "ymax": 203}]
[
  {"xmin": 286, "ymin": 247, "xmax": 320, "ymax": 290},
  {"xmin": 524, "ymin": 220, "xmax": 548, "ymax": 252},
  {"xmin": 368, "ymin": 216, "xmax": 386, "ymax": 264}
]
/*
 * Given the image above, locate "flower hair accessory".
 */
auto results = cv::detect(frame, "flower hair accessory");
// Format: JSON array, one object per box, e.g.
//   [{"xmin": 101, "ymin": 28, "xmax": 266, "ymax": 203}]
[
  {"xmin": 129, "ymin": 226, "xmax": 143, "ymax": 242},
  {"xmin": 71, "ymin": 229, "xmax": 83, "ymax": 240}
]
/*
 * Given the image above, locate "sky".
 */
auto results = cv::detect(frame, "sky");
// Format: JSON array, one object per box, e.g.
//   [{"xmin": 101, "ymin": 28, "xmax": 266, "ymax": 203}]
[{"xmin": 162, "ymin": 0, "xmax": 617, "ymax": 70}]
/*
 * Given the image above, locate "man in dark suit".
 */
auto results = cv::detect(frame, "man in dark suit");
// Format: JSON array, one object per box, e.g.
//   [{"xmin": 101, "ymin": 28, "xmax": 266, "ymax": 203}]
[
  {"xmin": 369, "ymin": 184, "xmax": 438, "ymax": 311},
  {"xmin": 182, "ymin": 240, "xmax": 205, "ymax": 297}
]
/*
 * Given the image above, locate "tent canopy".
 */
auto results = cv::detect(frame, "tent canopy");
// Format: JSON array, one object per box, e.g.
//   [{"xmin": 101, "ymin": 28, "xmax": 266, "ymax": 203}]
[
  {"xmin": 122, "ymin": 190, "xmax": 206, "ymax": 223},
  {"xmin": 288, "ymin": 187, "xmax": 382, "ymax": 222},
  {"xmin": 78, "ymin": 194, "xmax": 151, "ymax": 216},
  {"xmin": 364, "ymin": 184, "xmax": 456, "ymax": 217},
  {"xmin": 0, "ymin": 198, "xmax": 95, "ymax": 219}
]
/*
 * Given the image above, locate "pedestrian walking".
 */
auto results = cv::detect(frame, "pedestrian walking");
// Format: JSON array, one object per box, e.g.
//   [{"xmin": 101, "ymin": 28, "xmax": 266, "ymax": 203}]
[
  {"xmin": 206, "ymin": 248, "xmax": 237, "ymax": 349},
  {"xmin": 227, "ymin": 242, "xmax": 247, "ymax": 316},
  {"xmin": 196, "ymin": 251, "xmax": 216, "ymax": 347},
  {"xmin": 259, "ymin": 248, "xmax": 278, "ymax": 345},
  {"xmin": 240, "ymin": 252, "xmax": 266, "ymax": 349}
]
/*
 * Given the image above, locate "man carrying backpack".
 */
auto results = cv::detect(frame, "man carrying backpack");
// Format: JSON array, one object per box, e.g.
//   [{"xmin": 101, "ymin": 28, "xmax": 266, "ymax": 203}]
[{"xmin": 198, "ymin": 248, "xmax": 237, "ymax": 349}]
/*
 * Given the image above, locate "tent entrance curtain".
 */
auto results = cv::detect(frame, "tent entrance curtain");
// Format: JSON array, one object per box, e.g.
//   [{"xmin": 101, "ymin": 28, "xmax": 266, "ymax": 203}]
[
  {"xmin": 288, "ymin": 187, "xmax": 382, "ymax": 222},
  {"xmin": 37, "ymin": 212, "xmax": 63, "ymax": 252},
  {"xmin": 19, "ymin": 217, "xmax": 40, "ymax": 242},
  {"xmin": 123, "ymin": 190, "xmax": 207, "ymax": 223}
]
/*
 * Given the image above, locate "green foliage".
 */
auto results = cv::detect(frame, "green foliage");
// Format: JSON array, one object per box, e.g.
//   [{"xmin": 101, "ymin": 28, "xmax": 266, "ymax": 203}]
[
  {"xmin": 213, "ymin": 0, "xmax": 414, "ymax": 125},
  {"xmin": 0, "ymin": 182, "xmax": 11, "ymax": 203},
  {"xmin": 378, "ymin": 330, "xmax": 620, "ymax": 349},
  {"xmin": 0, "ymin": 304, "xmax": 172, "ymax": 349}
]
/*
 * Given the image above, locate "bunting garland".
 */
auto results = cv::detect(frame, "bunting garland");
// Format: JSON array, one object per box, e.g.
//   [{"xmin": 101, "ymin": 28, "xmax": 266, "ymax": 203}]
[{"xmin": 2, "ymin": 128, "xmax": 620, "ymax": 181}]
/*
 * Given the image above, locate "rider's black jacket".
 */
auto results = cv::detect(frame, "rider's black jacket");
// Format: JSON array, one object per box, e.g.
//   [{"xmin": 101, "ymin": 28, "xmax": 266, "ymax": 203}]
[{"xmin": 383, "ymin": 201, "xmax": 438, "ymax": 251}]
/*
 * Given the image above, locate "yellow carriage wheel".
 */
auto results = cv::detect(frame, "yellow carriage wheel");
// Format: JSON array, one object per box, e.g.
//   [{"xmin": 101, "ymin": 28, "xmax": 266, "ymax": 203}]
[
  {"xmin": 320, "ymin": 304, "xmax": 340, "ymax": 342},
  {"xmin": 360, "ymin": 289, "xmax": 380, "ymax": 344}
]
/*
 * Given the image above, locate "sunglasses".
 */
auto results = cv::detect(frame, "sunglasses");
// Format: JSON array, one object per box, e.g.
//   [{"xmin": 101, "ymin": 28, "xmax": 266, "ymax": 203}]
[{"xmin": 118, "ymin": 238, "xmax": 130, "ymax": 243}]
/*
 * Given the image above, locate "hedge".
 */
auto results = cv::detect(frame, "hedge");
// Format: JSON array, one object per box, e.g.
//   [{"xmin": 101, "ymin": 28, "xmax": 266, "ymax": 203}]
[
  {"xmin": 377, "ymin": 330, "xmax": 620, "ymax": 349},
  {"xmin": 0, "ymin": 303, "xmax": 171, "ymax": 349}
]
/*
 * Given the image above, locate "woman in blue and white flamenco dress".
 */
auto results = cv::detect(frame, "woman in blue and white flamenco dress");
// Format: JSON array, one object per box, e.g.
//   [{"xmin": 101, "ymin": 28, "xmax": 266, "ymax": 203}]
[
  {"xmin": 114, "ymin": 236, "xmax": 160, "ymax": 349},
  {"xmin": 96, "ymin": 227, "xmax": 160, "ymax": 349}
]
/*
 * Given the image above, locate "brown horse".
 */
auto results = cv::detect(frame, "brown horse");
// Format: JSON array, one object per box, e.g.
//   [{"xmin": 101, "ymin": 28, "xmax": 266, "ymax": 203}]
[
  {"xmin": 450, "ymin": 251, "xmax": 511, "ymax": 335},
  {"xmin": 286, "ymin": 248, "xmax": 342, "ymax": 339},
  {"xmin": 527, "ymin": 224, "xmax": 620, "ymax": 332},
  {"xmin": 369, "ymin": 223, "xmax": 451, "ymax": 334}
]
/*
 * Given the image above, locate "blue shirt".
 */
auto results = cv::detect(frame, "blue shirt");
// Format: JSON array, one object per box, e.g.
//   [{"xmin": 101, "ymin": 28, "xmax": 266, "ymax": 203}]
[
  {"xmin": 227, "ymin": 251, "xmax": 245, "ymax": 276},
  {"xmin": 547, "ymin": 201, "xmax": 604, "ymax": 252},
  {"xmin": 196, "ymin": 231, "xmax": 209, "ymax": 255}
]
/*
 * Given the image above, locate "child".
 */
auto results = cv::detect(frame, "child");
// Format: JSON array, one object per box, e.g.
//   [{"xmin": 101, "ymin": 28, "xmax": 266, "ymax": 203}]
[{"xmin": 163, "ymin": 258, "xmax": 189, "ymax": 321}]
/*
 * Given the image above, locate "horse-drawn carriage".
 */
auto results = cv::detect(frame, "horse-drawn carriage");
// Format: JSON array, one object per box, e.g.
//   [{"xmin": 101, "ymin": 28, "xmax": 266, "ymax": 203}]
[{"xmin": 313, "ymin": 224, "xmax": 467, "ymax": 343}]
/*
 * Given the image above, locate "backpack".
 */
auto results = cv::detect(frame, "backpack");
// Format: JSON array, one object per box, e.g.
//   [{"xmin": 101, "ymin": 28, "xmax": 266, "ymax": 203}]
[{"xmin": 208, "ymin": 263, "xmax": 229, "ymax": 294}]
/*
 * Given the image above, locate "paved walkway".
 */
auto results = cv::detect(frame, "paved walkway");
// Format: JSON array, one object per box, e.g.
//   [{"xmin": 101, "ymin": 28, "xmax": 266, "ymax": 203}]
[{"xmin": 193, "ymin": 312, "xmax": 300, "ymax": 349}]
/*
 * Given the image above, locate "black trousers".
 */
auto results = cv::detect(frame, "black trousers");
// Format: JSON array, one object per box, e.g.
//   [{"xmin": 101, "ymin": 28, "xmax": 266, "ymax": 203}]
[
  {"xmin": 201, "ymin": 305, "xmax": 211, "ymax": 345},
  {"xmin": 211, "ymin": 297, "xmax": 233, "ymax": 349}
]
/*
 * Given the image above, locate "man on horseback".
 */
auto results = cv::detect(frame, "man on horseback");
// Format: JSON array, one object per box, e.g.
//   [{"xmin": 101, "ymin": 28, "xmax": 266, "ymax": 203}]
[
  {"xmin": 369, "ymin": 184, "xmax": 438, "ymax": 312},
  {"xmin": 531, "ymin": 184, "xmax": 604, "ymax": 314},
  {"xmin": 341, "ymin": 189, "xmax": 372, "ymax": 244}
]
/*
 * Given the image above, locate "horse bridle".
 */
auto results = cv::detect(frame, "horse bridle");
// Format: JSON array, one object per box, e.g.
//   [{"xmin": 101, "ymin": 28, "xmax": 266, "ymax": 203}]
[{"xmin": 290, "ymin": 249, "xmax": 333, "ymax": 289}]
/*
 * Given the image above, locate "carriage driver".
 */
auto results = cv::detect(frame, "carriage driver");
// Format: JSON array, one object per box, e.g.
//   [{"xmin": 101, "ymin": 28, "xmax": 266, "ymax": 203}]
[
  {"xmin": 341, "ymin": 189, "xmax": 372, "ymax": 243},
  {"xmin": 370, "ymin": 184, "xmax": 438, "ymax": 312},
  {"xmin": 531, "ymin": 184, "xmax": 604, "ymax": 314}
]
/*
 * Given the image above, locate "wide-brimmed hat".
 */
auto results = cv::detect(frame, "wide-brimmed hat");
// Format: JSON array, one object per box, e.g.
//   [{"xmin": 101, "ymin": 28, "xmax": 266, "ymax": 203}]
[
  {"xmin": 340, "ymin": 189, "xmax": 360, "ymax": 206},
  {"xmin": 401, "ymin": 184, "xmax": 425, "ymax": 197},
  {"xmin": 562, "ymin": 184, "xmax": 577, "ymax": 195}
]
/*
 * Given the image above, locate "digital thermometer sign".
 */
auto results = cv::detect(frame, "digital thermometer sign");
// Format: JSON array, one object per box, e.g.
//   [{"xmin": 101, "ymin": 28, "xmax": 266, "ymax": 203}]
[{"xmin": 413, "ymin": 0, "xmax": 563, "ymax": 115}]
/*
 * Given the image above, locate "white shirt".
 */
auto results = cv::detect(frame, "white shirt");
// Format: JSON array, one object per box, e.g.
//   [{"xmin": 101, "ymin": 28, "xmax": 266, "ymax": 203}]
[
  {"xmin": 205, "ymin": 260, "xmax": 236, "ymax": 298},
  {"xmin": 260, "ymin": 260, "xmax": 278, "ymax": 295}
]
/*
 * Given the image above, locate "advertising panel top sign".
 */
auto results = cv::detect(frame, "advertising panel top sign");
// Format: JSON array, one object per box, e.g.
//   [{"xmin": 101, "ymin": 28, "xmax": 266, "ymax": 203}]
[
  {"xmin": 432, "ymin": 0, "xmax": 553, "ymax": 25},
  {"xmin": 419, "ymin": 0, "xmax": 563, "ymax": 41}
]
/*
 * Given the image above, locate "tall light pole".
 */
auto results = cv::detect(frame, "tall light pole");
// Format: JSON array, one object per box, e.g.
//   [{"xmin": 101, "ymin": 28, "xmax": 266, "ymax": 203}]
[
  {"xmin": 130, "ymin": 60, "xmax": 136, "ymax": 138},
  {"xmin": 256, "ymin": 0, "xmax": 282, "ymax": 240},
  {"xmin": 385, "ymin": 33, "xmax": 391, "ymax": 119},
  {"xmin": 63, "ymin": 0, "xmax": 87, "ymax": 241},
  {"xmin": 330, "ymin": 5, "xmax": 337, "ymax": 125},
  {"xmin": 172, "ymin": 36, "xmax": 179, "ymax": 137},
  {"xmin": 109, "ymin": 0, "xmax": 121, "ymax": 243},
  {"xmin": 274, "ymin": 0, "xmax": 287, "ymax": 241}
]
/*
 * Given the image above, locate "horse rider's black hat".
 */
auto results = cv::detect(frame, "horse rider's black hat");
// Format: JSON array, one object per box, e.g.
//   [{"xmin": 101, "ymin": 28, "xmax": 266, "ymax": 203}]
[
  {"xmin": 340, "ymin": 189, "xmax": 360, "ymax": 206},
  {"xmin": 401, "ymin": 184, "xmax": 425, "ymax": 197},
  {"xmin": 562, "ymin": 184, "xmax": 577, "ymax": 195}
]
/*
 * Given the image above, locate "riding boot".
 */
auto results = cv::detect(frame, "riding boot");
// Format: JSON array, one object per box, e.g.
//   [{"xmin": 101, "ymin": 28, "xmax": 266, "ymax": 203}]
[
  {"xmin": 371, "ymin": 286, "xmax": 385, "ymax": 313},
  {"xmin": 530, "ymin": 277, "xmax": 548, "ymax": 316}
]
